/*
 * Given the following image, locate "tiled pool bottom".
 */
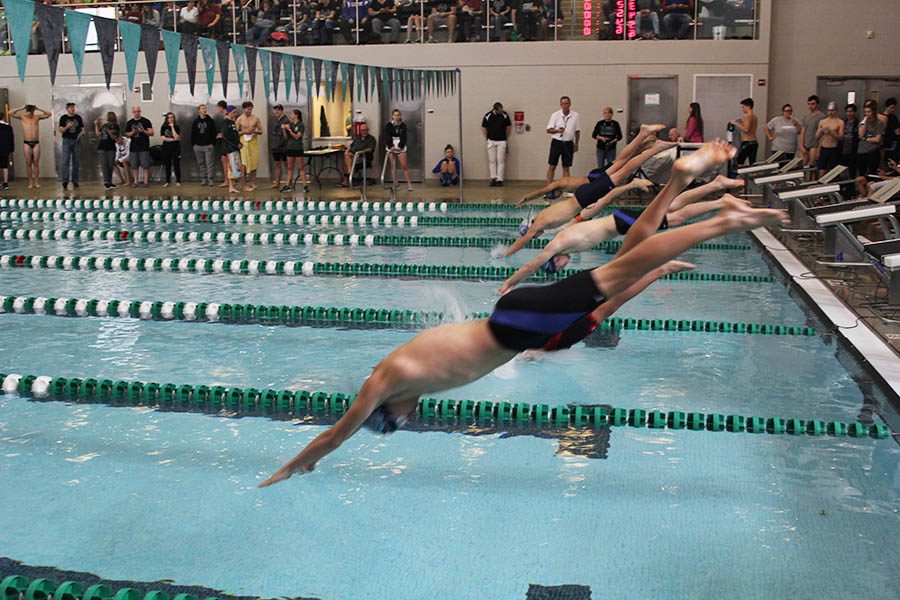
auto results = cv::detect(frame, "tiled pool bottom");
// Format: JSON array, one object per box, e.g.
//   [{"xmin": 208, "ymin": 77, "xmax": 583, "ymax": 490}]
[{"xmin": 1, "ymin": 396, "xmax": 897, "ymax": 600}]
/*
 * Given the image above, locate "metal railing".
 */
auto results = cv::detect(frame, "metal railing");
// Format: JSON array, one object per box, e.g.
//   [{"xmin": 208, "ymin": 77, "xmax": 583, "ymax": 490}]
[{"xmin": 0, "ymin": 0, "xmax": 761, "ymax": 54}]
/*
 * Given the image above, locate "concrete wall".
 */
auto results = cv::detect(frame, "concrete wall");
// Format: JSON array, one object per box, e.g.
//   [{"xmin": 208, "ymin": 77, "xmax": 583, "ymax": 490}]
[{"xmin": 767, "ymin": 0, "xmax": 900, "ymax": 119}]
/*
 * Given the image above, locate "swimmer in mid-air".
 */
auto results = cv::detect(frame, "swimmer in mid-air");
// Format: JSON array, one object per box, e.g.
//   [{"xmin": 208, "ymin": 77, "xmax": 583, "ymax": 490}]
[
  {"xmin": 498, "ymin": 175, "xmax": 745, "ymax": 294},
  {"xmin": 503, "ymin": 125, "xmax": 674, "ymax": 258},
  {"xmin": 259, "ymin": 141, "xmax": 788, "ymax": 487}
]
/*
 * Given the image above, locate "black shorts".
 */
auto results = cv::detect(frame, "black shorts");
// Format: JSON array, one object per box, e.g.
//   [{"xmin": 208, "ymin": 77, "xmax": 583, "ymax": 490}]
[
  {"xmin": 548, "ymin": 139, "xmax": 575, "ymax": 168},
  {"xmin": 488, "ymin": 270, "xmax": 607, "ymax": 351},
  {"xmin": 574, "ymin": 170, "xmax": 615, "ymax": 208},
  {"xmin": 816, "ymin": 146, "xmax": 840, "ymax": 171},
  {"xmin": 0, "ymin": 155, "xmax": 9, "ymax": 169},
  {"xmin": 612, "ymin": 208, "xmax": 668, "ymax": 236},
  {"xmin": 272, "ymin": 151, "xmax": 287, "ymax": 163},
  {"xmin": 286, "ymin": 148, "xmax": 304, "ymax": 158}
]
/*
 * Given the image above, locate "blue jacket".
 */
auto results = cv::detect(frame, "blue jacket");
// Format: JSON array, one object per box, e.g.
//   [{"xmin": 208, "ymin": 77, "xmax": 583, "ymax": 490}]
[{"xmin": 342, "ymin": 0, "xmax": 370, "ymax": 20}]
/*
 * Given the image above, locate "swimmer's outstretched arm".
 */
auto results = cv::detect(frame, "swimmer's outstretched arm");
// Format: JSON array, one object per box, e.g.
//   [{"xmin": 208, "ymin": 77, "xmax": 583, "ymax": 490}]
[
  {"xmin": 499, "ymin": 241, "xmax": 566, "ymax": 295},
  {"xmin": 573, "ymin": 178, "xmax": 652, "ymax": 223},
  {"xmin": 667, "ymin": 174, "xmax": 744, "ymax": 212},
  {"xmin": 516, "ymin": 176, "xmax": 589, "ymax": 206}
]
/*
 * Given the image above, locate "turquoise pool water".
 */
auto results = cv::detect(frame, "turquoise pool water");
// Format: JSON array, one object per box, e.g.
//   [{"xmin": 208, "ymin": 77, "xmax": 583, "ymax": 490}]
[{"xmin": 0, "ymin": 200, "xmax": 898, "ymax": 599}]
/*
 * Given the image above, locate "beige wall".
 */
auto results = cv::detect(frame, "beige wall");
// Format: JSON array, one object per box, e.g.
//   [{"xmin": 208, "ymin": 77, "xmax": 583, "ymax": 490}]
[{"xmin": 767, "ymin": 0, "xmax": 900, "ymax": 120}]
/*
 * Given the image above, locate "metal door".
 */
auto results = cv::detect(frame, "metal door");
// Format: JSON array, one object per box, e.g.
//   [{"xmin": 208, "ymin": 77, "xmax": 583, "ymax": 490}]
[
  {"xmin": 266, "ymin": 82, "xmax": 310, "ymax": 179},
  {"xmin": 170, "ymin": 84, "xmax": 246, "ymax": 181},
  {"xmin": 694, "ymin": 74, "xmax": 753, "ymax": 142},
  {"xmin": 817, "ymin": 77, "xmax": 900, "ymax": 112},
  {"xmin": 379, "ymin": 88, "xmax": 425, "ymax": 182},
  {"xmin": 627, "ymin": 76, "xmax": 677, "ymax": 141},
  {"xmin": 52, "ymin": 84, "xmax": 126, "ymax": 182}
]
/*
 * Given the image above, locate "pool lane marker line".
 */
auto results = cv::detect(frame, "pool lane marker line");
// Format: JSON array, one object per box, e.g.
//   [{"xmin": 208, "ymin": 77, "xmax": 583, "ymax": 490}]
[
  {"xmin": 0, "ymin": 227, "xmax": 752, "ymax": 252},
  {"xmin": 0, "ymin": 295, "xmax": 816, "ymax": 336},
  {"xmin": 0, "ymin": 373, "xmax": 890, "ymax": 439},
  {"xmin": 0, "ymin": 197, "xmax": 646, "ymax": 214},
  {"xmin": 0, "ymin": 254, "xmax": 775, "ymax": 283}
]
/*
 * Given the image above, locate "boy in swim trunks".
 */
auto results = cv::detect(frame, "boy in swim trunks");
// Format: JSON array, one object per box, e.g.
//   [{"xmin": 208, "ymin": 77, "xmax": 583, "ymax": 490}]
[
  {"xmin": 498, "ymin": 175, "xmax": 745, "ymax": 294},
  {"xmin": 503, "ymin": 127, "xmax": 675, "ymax": 258},
  {"xmin": 259, "ymin": 140, "xmax": 789, "ymax": 486},
  {"xmin": 10, "ymin": 104, "xmax": 51, "ymax": 189}
]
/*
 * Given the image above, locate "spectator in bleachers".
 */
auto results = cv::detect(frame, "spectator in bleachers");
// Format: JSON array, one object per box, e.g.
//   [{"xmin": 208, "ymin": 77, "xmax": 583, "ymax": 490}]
[
  {"xmin": 634, "ymin": 0, "xmax": 660, "ymax": 39},
  {"xmin": 122, "ymin": 5, "xmax": 143, "ymax": 25},
  {"xmin": 369, "ymin": 0, "xmax": 402, "ymax": 43},
  {"xmin": 513, "ymin": 0, "xmax": 540, "ymax": 41},
  {"xmin": 538, "ymin": 0, "xmax": 560, "ymax": 40},
  {"xmin": 198, "ymin": 0, "xmax": 223, "ymax": 38},
  {"xmin": 180, "ymin": 0, "xmax": 201, "ymax": 35},
  {"xmin": 683, "ymin": 102, "xmax": 703, "ymax": 142},
  {"xmin": 399, "ymin": 0, "xmax": 425, "ymax": 43},
  {"xmin": 162, "ymin": 2, "xmax": 178, "ymax": 31},
  {"xmin": 722, "ymin": 0, "xmax": 752, "ymax": 38},
  {"xmin": 427, "ymin": 0, "xmax": 458, "ymax": 43},
  {"xmin": 662, "ymin": 0, "xmax": 692, "ymax": 39},
  {"xmin": 248, "ymin": 0, "xmax": 280, "ymax": 45},
  {"xmin": 457, "ymin": 0, "xmax": 484, "ymax": 42},
  {"xmin": 311, "ymin": 0, "xmax": 339, "ymax": 44},
  {"xmin": 143, "ymin": 5, "xmax": 161, "ymax": 28},
  {"xmin": 341, "ymin": 0, "xmax": 373, "ymax": 44},
  {"xmin": 857, "ymin": 102, "xmax": 885, "ymax": 176},
  {"xmin": 489, "ymin": 0, "xmax": 511, "ymax": 41},
  {"xmin": 765, "ymin": 103, "xmax": 799, "ymax": 160},
  {"xmin": 840, "ymin": 103, "xmax": 860, "ymax": 179}
]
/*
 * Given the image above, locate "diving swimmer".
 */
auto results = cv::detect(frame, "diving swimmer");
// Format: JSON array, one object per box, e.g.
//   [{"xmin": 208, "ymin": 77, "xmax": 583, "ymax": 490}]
[
  {"xmin": 259, "ymin": 141, "xmax": 788, "ymax": 487},
  {"xmin": 498, "ymin": 175, "xmax": 745, "ymax": 294}
]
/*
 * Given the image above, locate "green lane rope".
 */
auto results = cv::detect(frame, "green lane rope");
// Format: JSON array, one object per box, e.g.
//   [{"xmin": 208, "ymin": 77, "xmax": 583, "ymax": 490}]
[
  {"xmin": 0, "ymin": 254, "xmax": 775, "ymax": 283},
  {"xmin": 0, "ymin": 576, "xmax": 250, "ymax": 600},
  {"xmin": 0, "ymin": 295, "xmax": 816, "ymax": 336},
  {"xmin": 0, "ymin": 197, "xmax": 645, "ymax": 214},
  {"xmin": 0, "ymin": 373, "xmax": 889, "ymax": 439},
  {"xmin": 0, "ymin": 227, "xmax": 752, "ymax": 252}
]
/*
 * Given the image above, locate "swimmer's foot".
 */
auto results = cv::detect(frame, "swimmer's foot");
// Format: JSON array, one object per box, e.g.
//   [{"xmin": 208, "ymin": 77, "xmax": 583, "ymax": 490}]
[
  {"xmin": 629, "ymin": 178, "xmax": 653, "ymax": 192},
  {"xmin": 674, "ymin": 140, "xmax": 736, "ymax": 180},
  {"xmin": 639, "ymin": 123, "xmax": 667, "ymax": 138},
  {"xmin": 713, "ymin": 174, "xmax": 744, "ymax": 190},
  {"xmin": 717, "ymin": 196, "xmax": 789, "ymax": 231},
  {"xmin": 661, "ymin": 260, "xmax": 696, "ymax": 275},
  {"xmin": 648, "ymin": 140, "xmax": 677, "ymax": 154}
]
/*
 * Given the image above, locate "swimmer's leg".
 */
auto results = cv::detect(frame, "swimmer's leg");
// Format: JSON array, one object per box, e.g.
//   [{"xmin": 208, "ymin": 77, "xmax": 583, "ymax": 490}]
[
  {"xmin": 591, "ymin": 199, "xmax": 788, "ymax": 299},
  {"xmin": 665, "ymin": 198, "xmax": 732, "ymax": 227},
  {"xmin": 608, "ymin": 140, "xmax": 676, "ymax": 186},
  {"xmin": 607, "ymin": 123, "xmax": 666, "ymax": 173},
  {"xmin": 667, "ymin": 174, "xmax": 744, "ymax": 212},
  {"xmin": 617, "ymin": 140, "xmax": 735, "ymax": 256}
]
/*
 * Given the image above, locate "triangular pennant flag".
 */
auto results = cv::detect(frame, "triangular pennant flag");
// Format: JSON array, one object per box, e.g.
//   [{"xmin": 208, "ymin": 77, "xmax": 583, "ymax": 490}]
[
  {"xmin": 385, "ymin": 68, "xmax": 393, "ymax": 102},
  {"xmin": 340, "ymin": 62, "xmax": 348, "ymax": 102},
  {"xmin": 258, "ymin": 49, "xmax": 272, "ymax": 100},
  {"xmin": 141, "ymin": 25, "xmax": 160, "ymax": 87},
  {"xmin": 452, "ymin": 68, "xmax": 458, "ymax": 95},
  {"xmin": 313, "ymin": 58, "xmax": 323, "ymax": 97},
  {"xmin": 293, "ymin": 55, "xmax": 303, "ymax": 100},
  {"xmin": 258, "ymin": 49, "xmax": 272, "ymax": 99},
  {"xmin": 414, "ymin": 70, "xmax": 422, "ymax": 98},
  {"xmin": 245, "ymin": 45, "xmax": 258, "ymax": 98},
  {"xmin": 329, "ymin": 60, "xmax": 339, "ymax": 101},
  {"xmin": 93, "ymin": 16, "xmax": 118, "ymax": 89},
  {"xmin": 360, "ymin": 65, "xmax": 369, "ymax": 102},
  {"xmin": 270, "ymin": 52, "xmax": 282, "ymax": 101},
  {"xmin": 394, "ymin": 68, "xmax": 401, "ymax": 100},
  {"xmin": 424, "ymin": 70, "xmax": 431, "ymax": 96},
  {"xmin": 345, "ymin": 63, "xmax": 354, "ymax": 103},
  {"xmin": 34, "ymin": 3, "xmax": 63, "ymax": 85},
  {"xmin": 118, "ymin": 20, "xmax": 141, "ymax": 92},
  {"xmin": 199, "ymin": 37, "xmax": 217, "ymax": 97},
  {"xmin": 93, "ymin": 17, "xmax": 118, "ymax": 87},
  {"xmin": 65, "ymin": 8, "xmax": 92, "ymax": 81},
  {"xmin": 369, "ymin": 66, "xmax": 378, "ymax": 100},
  {"xmin": 378, "ymin": 68, "xmax": 388, "ymax": 102},
  {"xmin": 282, "ymin": 54, "xmax": 294, "ymax": 102},
  {"xmin": 216, "ymin": 41, "xmax": 231, "ymax": 97},
  {"xmin": 323, "ymin": 60, "xmax": 332, "ymax": 101},
  {"xmin": 5, "ymin": 0, "xmax": 35, "ymax": 81},
  {"xmin": 304, "ymin": 57, "xmax": 313, "ymax": 100},
  {"xmin": 161, "ymin": 29, "xmax": 182, "ymax": 96},
  {"xmin": 182, "ymin": 34, "xmax": 199, "ymax": 96},
  {"xmin": 231, "ymin": 43, "xmax": 246, "ymax": 98}
]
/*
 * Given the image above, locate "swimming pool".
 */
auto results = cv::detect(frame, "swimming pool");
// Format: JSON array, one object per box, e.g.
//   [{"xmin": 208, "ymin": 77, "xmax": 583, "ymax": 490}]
[{"xmin": 1, "ymin": 197, "xmax": 898, "ymax": 600}]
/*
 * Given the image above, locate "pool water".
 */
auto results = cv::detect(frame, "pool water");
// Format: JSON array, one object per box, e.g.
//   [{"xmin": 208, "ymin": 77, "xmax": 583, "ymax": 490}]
[{"xmin": 0, "ymin": 202, "xmax": 898, "ymax": 600}]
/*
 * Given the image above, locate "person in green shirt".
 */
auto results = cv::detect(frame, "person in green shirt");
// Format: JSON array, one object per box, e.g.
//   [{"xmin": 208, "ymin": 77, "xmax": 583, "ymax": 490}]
[{"xmin": 281, "ymin": 109, "xmax": 307, "ymax": 192}]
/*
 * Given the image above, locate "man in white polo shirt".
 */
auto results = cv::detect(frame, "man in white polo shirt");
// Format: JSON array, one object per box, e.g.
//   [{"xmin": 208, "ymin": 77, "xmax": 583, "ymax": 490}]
[{"xmin": 546, "ymin": 96, "xmax": 581, "ymax": 193}]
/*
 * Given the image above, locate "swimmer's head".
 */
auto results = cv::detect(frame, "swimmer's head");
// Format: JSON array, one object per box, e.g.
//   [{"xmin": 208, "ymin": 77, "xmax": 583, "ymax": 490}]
[
  {"xmin": 667, "ymin": 128, "xmax": 680, "ymax": 142},
  {"xmin": 24, "ymin": 105, "xmax": 35, "ymax": 114},
  {"xmin": 363, "ymin": 405, "xmax": 411, "ymax": 435},
  {"xmin": 541, "ymin": 253, "xmax": 571, "ymax": 274}
]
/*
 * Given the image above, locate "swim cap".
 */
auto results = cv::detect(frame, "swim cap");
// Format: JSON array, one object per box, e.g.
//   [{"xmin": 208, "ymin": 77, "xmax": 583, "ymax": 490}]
[
  {"xmin": 540, "ymin": 257, "xmax": 559, "ymax": 274},
  {"xmin": 518, "ymin": 219, "xmax": 531, "ymax": 236},
  {"xmin": 363, "ymin": 405, "xmax": 408, "ymax": 435},
  {"xmin": 226, "ymin": 105, "xmax": 237, "ymax": 113}
]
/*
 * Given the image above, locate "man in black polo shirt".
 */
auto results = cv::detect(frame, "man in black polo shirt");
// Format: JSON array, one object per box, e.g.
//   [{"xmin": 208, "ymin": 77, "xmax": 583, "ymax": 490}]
[
  {"xmin": 57, "ymin": 102, "xmax": 85, "ymax": 190},
  {"xmin": 481, "ymin": 101, "xmax": 511, "ymax": 186},
  {"xmin": 125, "ymin": 106, "xmax": 154, "ymax": 187}
]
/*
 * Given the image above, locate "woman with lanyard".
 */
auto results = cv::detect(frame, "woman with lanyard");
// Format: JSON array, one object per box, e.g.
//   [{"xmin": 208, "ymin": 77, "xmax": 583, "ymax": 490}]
[
  {"xmin": 94, "ymin": 112, "xmax": 121, "ymax": 190},
  {"xmin": 280, "ymin": 110, "xmax": 307, "ymax": 193},
  {"xmin": 384, "ymin": 109, "xmax": 413, "ymax": 191}
]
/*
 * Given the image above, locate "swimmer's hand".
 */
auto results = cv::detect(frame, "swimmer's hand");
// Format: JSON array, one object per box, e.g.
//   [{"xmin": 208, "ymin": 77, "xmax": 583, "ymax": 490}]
[
  {"xmin": 515, "ymin": 195, "xmax": 529, "ymax": 207},
  {"xmin": 662, "ymin": 260, "xmax": 695, "ymax": 275},
  {"xmin": 259, "ymin": 461, "xmax": 316, "ymax": 487}
]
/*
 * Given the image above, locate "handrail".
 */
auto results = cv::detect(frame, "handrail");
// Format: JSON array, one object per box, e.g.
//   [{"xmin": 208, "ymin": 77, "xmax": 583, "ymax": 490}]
[{"xmin": 348, "ymin": 149, "xmax": 368, "ymax": 201}]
